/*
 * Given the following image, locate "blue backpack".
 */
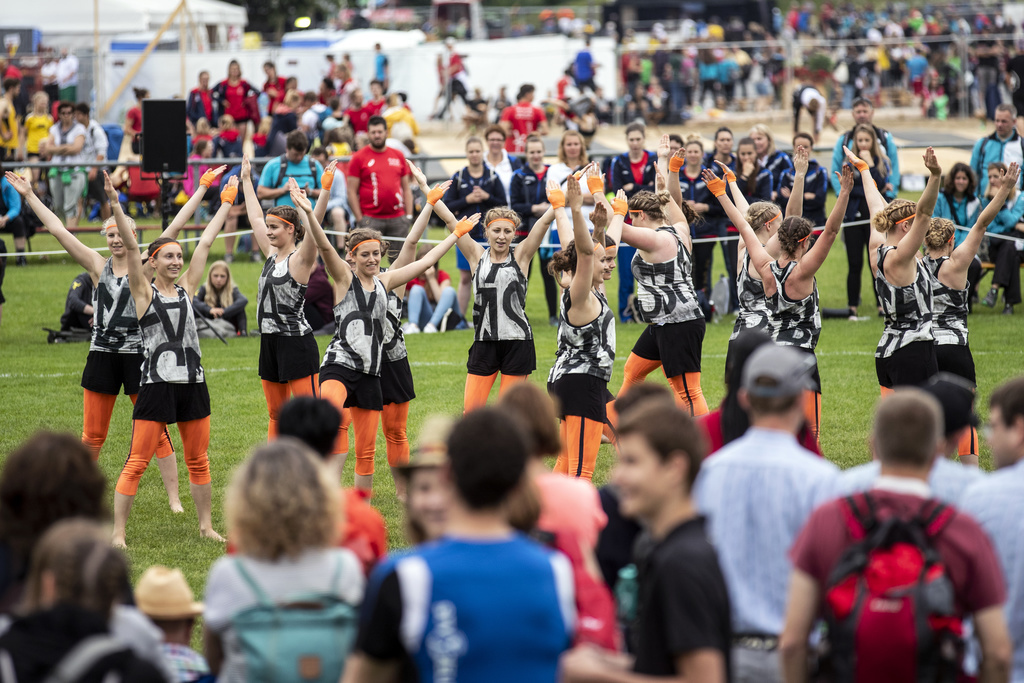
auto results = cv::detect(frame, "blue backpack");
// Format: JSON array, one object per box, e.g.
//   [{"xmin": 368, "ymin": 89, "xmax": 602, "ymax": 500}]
[{"xmin": 230, "ymin": 557, "xmax": 359, "ymax": 683}]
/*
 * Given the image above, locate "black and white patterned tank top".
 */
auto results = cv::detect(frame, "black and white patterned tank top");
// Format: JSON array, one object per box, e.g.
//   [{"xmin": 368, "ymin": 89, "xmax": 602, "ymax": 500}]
[
  {"xmin": 874, "ymin": 246, "xmax": 934, "ymax": 359},
  {"xmin": 549, "ymin": 289, "xmax": 616, "ymax": 384},
  {"xmin": 730, "ymin": 251, "xmax": 771, "ymax": 342},
  {"xmin": 382, "ymin": 283, "xmax": 408, "ymax": 362},
  {"xmin": 257, "ymin": 252, "xmax": 313, "ymax": 336},
  {"xmin": 90, "ymin": 258, "xmax": 142, "ymax": 354},
  {"xmin": 923, "ymin": 256, "xmax": 968, "ymax": 347},
  {"xmin": 767, "ymin": 261, "xmax": 820, "ymax": 351},
  {"xmin": 630, "ymin": 226, "xmax": 703, "ymax": 325},
  {"xmin": 473, "ymin": 248, "xmax": 532, "ymax": 342},
  {"xmin": 138, "ymin": 284, "xmax": 204, "ymax": 385},
  {"xmin": 322, "ymin": 276, "xmax": 388, "ymax": 376}
]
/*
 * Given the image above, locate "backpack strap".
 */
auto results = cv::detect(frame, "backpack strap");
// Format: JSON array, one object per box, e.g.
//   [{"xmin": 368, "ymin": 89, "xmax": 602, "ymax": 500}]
[
  {"xmin": 918, "ymin": 499, "xmax": 954, "ymax": 539},
  {"xmin": 842, "ymin": 494, "xmax": 878, "ymax": 540},
  {"xmin": 232, "ymin": 558, "xmax": 275, "ymax": 607},
  {"xmin": 308, "ymin": 158, "xmax": 320, "ymax": 188},
  {"xmin": 42, "ymin": 635, "xmax": 129, "ymax": 683},
  {"xmin": 275, "ymin": 154, "xmax": 289, "ymax": 188}
]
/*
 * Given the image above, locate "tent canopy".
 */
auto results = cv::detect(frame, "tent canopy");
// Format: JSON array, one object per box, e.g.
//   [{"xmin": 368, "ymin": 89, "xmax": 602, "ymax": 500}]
[{"xmin": 2, "ymin": 0, "xmax": 246, "ymax": 39}]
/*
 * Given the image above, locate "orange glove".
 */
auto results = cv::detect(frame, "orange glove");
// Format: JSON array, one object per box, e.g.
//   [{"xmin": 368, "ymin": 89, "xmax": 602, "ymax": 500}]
[
  {"xmin": 668, "ymin": 156, "xmax": 684, "ymax": 174},
  {"xmin": 428, "ymin": 184, "xmax": 446, "ymax": 205},
  {"xmin": 199, "ymin": 168, "xmax": 221, "ymax": 188},
  {"xmin": 706, "ymin": 176, "xmax": 727, "ymax": 198},
  {"xmin": 321, "ymin": 169, "xmax": 335, "ymax": 191},
  {"xmin": 612, "ymin": 197, "xmax": 628, "ymax": 216},
  {"xmin": 220, "ymin": 184, "xmax": 238, "ymax": 205},
  {"xmin": 548, "ymin": 187, "xmax": 565, "ymax": 209},
  {"xmin": 851, "ymin": 157, "xmax": 870, "ymax": 173},
  {"xmin": 587, "ymin": 174, "xmax": 604, "ymax": 195},
  {"xmin": 454, "ymin": 219, "xmax": 475, "ymax": 237},
  {"xmin": 722, "ymin": 166, "xmax": 737, "ymax": 183}
]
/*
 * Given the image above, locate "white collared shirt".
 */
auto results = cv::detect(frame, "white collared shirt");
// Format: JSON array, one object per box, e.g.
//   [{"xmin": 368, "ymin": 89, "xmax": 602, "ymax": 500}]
[{"xmin": 872, "ymin": 475, "xmax": 932, "ymax": 498}]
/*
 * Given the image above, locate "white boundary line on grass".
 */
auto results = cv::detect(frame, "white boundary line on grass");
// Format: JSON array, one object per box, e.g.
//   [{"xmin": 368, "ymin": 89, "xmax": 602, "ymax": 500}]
[{"xmin": 3, "ymin": 350, "xmax": 1021, "ymax": 381}]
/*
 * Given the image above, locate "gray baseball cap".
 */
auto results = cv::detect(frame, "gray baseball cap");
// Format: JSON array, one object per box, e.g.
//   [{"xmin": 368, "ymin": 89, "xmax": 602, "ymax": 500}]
[{"xmin": 741, "ymin": 344, "xmax": 817, "ymax": 398}]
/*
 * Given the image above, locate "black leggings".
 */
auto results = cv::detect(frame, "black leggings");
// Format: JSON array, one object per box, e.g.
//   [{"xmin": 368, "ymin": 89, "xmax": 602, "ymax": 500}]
[
  {"xmin": 691, "ymin": 240, "xmax": 715, "ymax": 296},
  {"xmin": 990, "ymin": 238, "xmax": 1022, "ymax": 305},
  {"xmin": 844, "ymin": 223, "xmax": 879, "ymax": 309},
  {"xmin": 527, "ymin": 254, "xmax": 559, "ymax": 319}
]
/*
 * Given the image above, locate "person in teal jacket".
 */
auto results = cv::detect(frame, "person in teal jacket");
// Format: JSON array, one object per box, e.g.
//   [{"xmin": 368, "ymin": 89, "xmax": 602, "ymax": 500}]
[
  {"xmin": 979, "ymin": 162, "xmax": 1024, "ymax": 314},
  {"xmin": 969, "ymin": 104, "xmax": 1024, "ymax": 196}
]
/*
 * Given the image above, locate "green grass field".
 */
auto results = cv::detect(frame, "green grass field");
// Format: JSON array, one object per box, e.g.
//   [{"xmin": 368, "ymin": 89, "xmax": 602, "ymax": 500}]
[{"xmin": 0, "ymin": 224, "xmax": 1020, "ymax": 606}]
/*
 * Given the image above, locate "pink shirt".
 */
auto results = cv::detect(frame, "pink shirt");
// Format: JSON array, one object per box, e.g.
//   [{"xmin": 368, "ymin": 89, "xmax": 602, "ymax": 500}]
[{"xmin": 534, "ymin": 472, "xmax": 607, "ymax": 550}]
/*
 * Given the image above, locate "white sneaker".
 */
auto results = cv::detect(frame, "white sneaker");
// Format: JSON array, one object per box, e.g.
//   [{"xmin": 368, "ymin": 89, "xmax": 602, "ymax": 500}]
[
  {"xmin": 423, "ymin": 323, "xmax": 439, "ymax": 334},
  {"xmin": 402, "ymin": 322, "xmax": 421, "ymax": 334}
]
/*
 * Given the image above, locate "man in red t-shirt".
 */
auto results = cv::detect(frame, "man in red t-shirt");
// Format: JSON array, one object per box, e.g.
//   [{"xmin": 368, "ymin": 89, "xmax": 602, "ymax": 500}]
[
  {"xmin": 780, "ymin": 390, "xmax": 1013, "ymax": 683},
  {"xmin": 499, "ymin": 84, "xmax": 549, "ymax": 155},
  {"xmin": 347, "ymin": 115, "xmax": 412, "ymax": 261}
]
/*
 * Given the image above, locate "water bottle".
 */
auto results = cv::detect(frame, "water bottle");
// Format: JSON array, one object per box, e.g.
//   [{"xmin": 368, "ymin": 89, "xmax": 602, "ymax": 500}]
[{"xmin": 615, "ymin": 564, "xmax": 639, "ymax": 623}]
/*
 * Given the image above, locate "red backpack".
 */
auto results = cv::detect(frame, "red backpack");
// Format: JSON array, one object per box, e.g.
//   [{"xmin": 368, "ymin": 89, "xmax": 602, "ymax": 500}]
[{"xmin": 817, "ymin": 492, "xmax": 965, "ymax": 683}]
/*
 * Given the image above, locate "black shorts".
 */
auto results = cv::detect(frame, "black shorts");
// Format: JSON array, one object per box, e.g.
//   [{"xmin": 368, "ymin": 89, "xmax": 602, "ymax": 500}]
[
  {"xmin": 631, "ymin": 319, "xmax": 705, "ymax": 378},
  {"xmin": 133, "ymin": 382, "xmax": 211, "ymax": 423},
  {"xmin": 935, "ymin": 343, "xmax": 977, "ymax": 386},
  {"xmin": 875, "ymin": 341, "xmax": 939, "ymax": 389},
  {"xmin": 320, "ymin": 364, "xmax": 383, "ymax": 411},
  {"xmin": 81, "ymin": 350, "xmax": 145, "ymax": 395},
  {"xmin": 381, "ymin": 356, "xmax": 416, "ymax": 405},
  {"xmin": 786, "ymin": 346, "xmax": 822, "ymax": 393},
  {"xmin": 259, "ymin": 333, "xmax": 320, "ymax": 383},
  {"xmin": 548, "ymin": 373, "xmax": 610, "ymax": 423},
  {"xmin": 467, "ymin": 339, "xmax": 537, "ymax": 377},
  {"xmin": 1, "ymin": 215, "xmax": 29, "ymax": 239}
]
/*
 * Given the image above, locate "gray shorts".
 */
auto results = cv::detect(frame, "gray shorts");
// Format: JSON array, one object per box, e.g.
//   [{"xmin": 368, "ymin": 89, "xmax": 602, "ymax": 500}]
[
  {"xmin": 49, "ymin": 171, "xmax": 87, "ymax": 220},
  {"xmin": 359, "ymin": 215, "xmax": 410, "ymax": 261}
]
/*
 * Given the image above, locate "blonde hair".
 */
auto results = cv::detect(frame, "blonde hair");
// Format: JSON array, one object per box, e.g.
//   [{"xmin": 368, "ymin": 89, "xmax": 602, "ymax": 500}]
[
  {"xmin": 256, "ymin": 116, "xmax": 271, "ymax": 135},
  {"xmin": 195, "ymin": 118, "xmax": 212, "ymax": 137},
  {"xmin": 557, "ymin": 130, "xmax": 590, "ymax": 167},
  {"xmin": 684, "ymin": 133, "xmax": 704, "ymax": 152},
  {"xmin": 746, "ymin": 201, "xmax": 781, "ymax": 233},
  {"xmin": 23, "ymin": 519, "xmax": 127, "ymax": 620},
  {"xmin": 226, "ymin": 439, "xmax": 341, "ymax": 561},
  {"xmin": 483, "ymin": 207, "xmax": 522, "ymax": 231},
  {"xmin": 101, "ymin": 216, "xmax": 138, "ymax": 237},
  {"xmin": 872, "ymin": 198, "xmax": 916, "ymax": 233},
  {"xmin": 749, "ymin": 123, "xmax": 776, "ymax": 157},
  {"xmin": 204, "ymin": 260, "xmax": 235, "ymax": 309},
  {"xmin": 284, "ymin": 90, "xmax": 301, "ymax": 108},
  {"xmin": 218, "ymin": 114, "xmax": 235, "ymax": 129},
  {"xmin": 852, "ymin": 123, "xmax": 889, "ymax": 173},
  {"xmin": 347, "ymin": 228, "xmax": 390, "ymax": 255},
  {"xmin": 925, "ymin": 218, "xmax": 956, "ymax": 251}
]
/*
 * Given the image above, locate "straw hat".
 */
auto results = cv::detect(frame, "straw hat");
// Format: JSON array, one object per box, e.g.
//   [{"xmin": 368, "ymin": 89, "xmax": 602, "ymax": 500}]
[{"xmin": 135, "ymin": 566, "xmax": 204, "ymax": 619}]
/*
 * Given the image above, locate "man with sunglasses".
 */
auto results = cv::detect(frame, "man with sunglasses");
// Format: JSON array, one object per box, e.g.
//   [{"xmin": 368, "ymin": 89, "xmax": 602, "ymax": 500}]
[{"xmin": 42, "ymin": 102, "xmax": 87, "ymax": 228}]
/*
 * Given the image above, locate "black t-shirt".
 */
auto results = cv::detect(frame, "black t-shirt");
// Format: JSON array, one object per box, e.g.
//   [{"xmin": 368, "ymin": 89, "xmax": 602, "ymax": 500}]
[
  {"xmin": 977, "ymin": 40, "xmax": 999, "ymax": 68},
  {"xmin": 1008, "ymin": 55, "xmax": 1024, "ymax": 94},
  {"xmin": 631, "ymin": 516, "xmax": 732, "ymax": 677}
]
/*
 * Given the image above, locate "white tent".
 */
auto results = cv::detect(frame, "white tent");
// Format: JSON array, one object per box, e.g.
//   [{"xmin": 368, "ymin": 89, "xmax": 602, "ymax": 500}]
[{"xmin": 3, "ymin": 0, "xmax": 246, "ymax": 50}]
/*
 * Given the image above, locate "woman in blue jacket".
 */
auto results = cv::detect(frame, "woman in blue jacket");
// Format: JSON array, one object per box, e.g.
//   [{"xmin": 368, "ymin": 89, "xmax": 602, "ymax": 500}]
[{"xmin": 979, "ymin": 162, "xmax": 1024, "ymax": 314}]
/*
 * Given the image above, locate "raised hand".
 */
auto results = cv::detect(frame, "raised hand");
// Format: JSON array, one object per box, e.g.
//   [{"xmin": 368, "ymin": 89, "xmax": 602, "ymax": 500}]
[
  {"xmin": 102, "ymin": 171, "xmax": 119, "ymax": 203},
  {"xmin": 701, "ymin": 168, "xmax": 726, "ymax": 197},
  {"xmin": 454, "ymin": 214, "xmax": 480, "ymax": 237},
  {"xmin": 793, "ymin": 146, "xmax": 808, "ymax": 175},
  {"xmin": 199, "ymin": 165, "xmax": 227, "ymax": 188},
  {"xmin": 546, "ymin": 179, "xmax": 566, "ymax": 209},
  {"xmin": 220, "ymin": 176, "xmax": 240, "ymax": 204},
  {"xmin": 838, "ymin": 164, "xmax": 855, "ymax": 193},
  {"xmin": 843, "ymin": 145, "xmax": 868, "ymax": 172},
  {"xmin": 321, "ymin": 160, "xmax": 337, "ymax": 191},
  {"xmin": 567, "ymin": 175, "xmax": 583, "ymax": 211},
  {"xmin": 714, "ymin": 160, "xmax": 736, "ymax": 183},
  {"xmin": 240, "ymin": 156, "xmax": 251, "ymax": 181},
  {"xmin": 289, "ymin": 184, "xmax": 312, "ymax": 213},
  {"xmin": 612, "ymin": 190, "xmax": 627, "ymax": 216},
  {"xmin": 427, "ymin": 180, "xmax": 452, "ymax": 205},
  {"xmin": 407, "ymin": 160, "xmax": 428, "ymax": 190},
  {"xmin": 657, "ymin": 133, "xmax": 671, "ymax": 160},
  {"xmin": 669, "ymin": 148, "xmax": 685, "ymax": 174},
  {"xmin": 586, "ymin": 165, "xmax": 605, "ymax": 195},
  {"xmin": 591, "ymin": 201, "xmax": 608, "ymax": 230},
  {"xmin": 1004, "ymin": 162, "xmax": 1021, "ymax": 191},
  {"xmin": 923, "ymin": 147, "xmax": 941, "ymax": 176},
  {"xmin": 4, "ymin": 171, "xmax": 31, "ymax": 196}
]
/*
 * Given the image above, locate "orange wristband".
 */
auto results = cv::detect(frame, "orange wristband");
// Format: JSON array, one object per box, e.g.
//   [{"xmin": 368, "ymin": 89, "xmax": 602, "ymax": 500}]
[
  {"xmin": 587, "ymin": 175, "xmax": 604, "ymax": 195},
  {"xmin": 612, "ymin": 198, "xmax": 628, "ymax": 216},
  {"xmin": 199, "ymin": 168, "xmax": 220, "ymax": 188},
  {"xmin": 220, "ymin": 185, "xmax": 238, "ymax": 204},
  {"xmin": 706, "ymin": 177, "xmax": 727, "ymax": 198},
  {"xmin": 852, "ymin": 158, "xmax": 869, "ymax": 173},
  {"xmin": 321, "ymin": 170, "xmax": 335, "ymax": 191},
  {"xmin": 548, "ymin": 189, "xmax": 565, "ymax": 209},
  {"xmin": 723, "ymin": 167, "xmax": 737, "ymax": 183},
  {"xmin": 428, "ymin": 185, "xmax": 446, "ymax": 205},
  {"xmin": 668, "ymin": 157, "xmax": 684, "ymax": 174},
  {"xmin": 454, "ymin": 219, "xmax": 475, "ymax": 237}
]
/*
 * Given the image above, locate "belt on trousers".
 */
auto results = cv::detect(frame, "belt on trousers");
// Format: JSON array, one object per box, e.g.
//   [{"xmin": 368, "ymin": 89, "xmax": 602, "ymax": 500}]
[{"xmin": 732, "ymin": 634, "xmax": 779, "ymax": 652}]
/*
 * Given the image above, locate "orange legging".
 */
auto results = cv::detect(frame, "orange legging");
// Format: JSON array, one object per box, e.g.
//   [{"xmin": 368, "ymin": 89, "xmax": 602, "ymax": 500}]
[
  {"xmin": 464, "ymin": 373, "xmax": 527, "ymax": 413},
  {"xmin": 958, "ymin": 426, "xmax": 979, "ymax": 461},
  {"xmin": 880, "ymin": 386, "xmax": 895, "ymax": 397},
  {"xmin": 116, "ymin": 417, "xmax": 211, "ymax": 496},
  {"xmin": 803, "ymin": 390, "xmax": 822, "ymax": 451},
  {"xmin": 616, "ymin": 354, "xmax": 709, "ymax": 416},
  {"xmin": 382, "ymin": 402, "xmax": 410, "ymax": 467},
  {"xmin": 554, "ymin": 416, "xmax": 603, "ymax": 481},
  {"xmin": 263, "ymin": 376, "xmax": 319, "ymax": 439},
  {"xmin": 320, "ymin": 379, "xmax": 380, "ymax": 475},
  {"xmin": 82, "ymin": 390, "xmax": 174, "ymax": 460}
]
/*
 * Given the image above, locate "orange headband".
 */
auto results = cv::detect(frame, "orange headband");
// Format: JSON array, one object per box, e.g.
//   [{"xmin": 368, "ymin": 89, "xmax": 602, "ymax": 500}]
[
  {"xmin": 269, "ymin": 215, "xmax": 294, "ymax": 227},
  {"xmin": 895, "ymin": 213, "xmax": 916, "ymax": 226},
  {"xmin": 796, "ymin": 233, "xmax": 811, "ymax": 243},
  {"xmin": 352, "ymin": 239, "xmax": 381, "ymax": 252},
  {"xmin": 765, "ymin": 213, "xmax": 782, "ymax": 226},
  {"xmin": 150, "ymin": 241, "xmax": 180, "ymax": 258},
  {"xmin": 486, "ymin": 218, "xmax": 516, "ymax": 228}
]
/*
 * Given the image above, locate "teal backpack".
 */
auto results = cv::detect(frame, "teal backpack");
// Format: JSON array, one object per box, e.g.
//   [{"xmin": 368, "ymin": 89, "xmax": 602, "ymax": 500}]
[{"xmin": 231, "ymin": 556, "xmax": 359, "ymax": 682}]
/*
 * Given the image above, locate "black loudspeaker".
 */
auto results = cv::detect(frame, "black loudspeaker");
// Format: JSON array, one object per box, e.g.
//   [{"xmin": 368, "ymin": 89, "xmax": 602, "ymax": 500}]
[{"xmin": 141, "ymin": 99, "xmax": 187, "ymax": 174}]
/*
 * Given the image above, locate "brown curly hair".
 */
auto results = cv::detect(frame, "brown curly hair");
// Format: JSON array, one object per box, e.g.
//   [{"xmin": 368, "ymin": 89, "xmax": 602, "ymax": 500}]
[
  {"xmin": 268, "ymin": 205, "xmax": 304, "ymax": 242},
  {"xmin": 872, "ymin": 198, "xmax": 916, "ymax": 233},
  {"xmin": 746, "ymin": 202, "xmax": 781, "ymax": 233},
  {"xmin": 925, "ymin": 218, "xmax": 956, "ymax": 251},
  {"xmin": 483, "ymin": 206, "xmax": 521, "ymax": 231},
  {"xmin": 346, "ymin": 228, "xmax": 390, "ymax": 255},
  {"xmin": 628, "ymin": 190, "xmax": 701, "ymax": 226},
  {"xmin": 777, "ymin": 216, "xmax": 815, "ymax": 257}
]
